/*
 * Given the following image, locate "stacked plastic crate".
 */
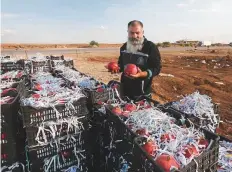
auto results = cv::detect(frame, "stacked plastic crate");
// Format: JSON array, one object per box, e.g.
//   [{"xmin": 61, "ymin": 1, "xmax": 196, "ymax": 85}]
[
  {"xmin": 101, "ymin": 97, "xmax": 220, "ymax": 172},
  {"xmin": 51, "ymin": 66, "xmax": 123, "ymax": 171},
  {"xmin": 1, "ymin": 58, "xmax": 26, "ymax": 172},
  {"xmin": 19, "ymin": 69, "xmax": 90, "ymax": 172},
  {"xmin": 48, "ymin": 55, "xmax": 74, "ymax": 69}
]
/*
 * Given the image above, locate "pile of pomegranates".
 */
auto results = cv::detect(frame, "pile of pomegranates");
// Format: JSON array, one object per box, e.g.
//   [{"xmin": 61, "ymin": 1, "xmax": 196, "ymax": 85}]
[
  {"xmin": 110, "ymin": 100, "xmax": 152, "ymax": 117},
  {"xmin": 111, "ymin": 103, "xmax": 137, "ymax": 117},
  {"xmin": 123, "ymin": 107, "xmax": 210, "ymax": 171}
]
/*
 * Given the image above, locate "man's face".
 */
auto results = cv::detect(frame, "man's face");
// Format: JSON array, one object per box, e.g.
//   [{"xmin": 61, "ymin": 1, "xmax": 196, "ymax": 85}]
[{"xmin": 128, "ymin": 24, "xmax": 144, "ymax": 45}]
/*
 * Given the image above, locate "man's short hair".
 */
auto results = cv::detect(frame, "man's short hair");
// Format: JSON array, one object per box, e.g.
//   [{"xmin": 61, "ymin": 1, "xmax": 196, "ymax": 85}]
[{"xmin": 128, "ymin": 20, "xmax": 143, "ymax": 28}]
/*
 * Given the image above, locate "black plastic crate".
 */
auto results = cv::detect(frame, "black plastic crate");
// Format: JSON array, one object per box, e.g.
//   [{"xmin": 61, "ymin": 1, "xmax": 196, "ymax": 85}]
[
  {"xmin": 89, "ymin": 105, "xmax": 136, "ymax": 172},
  {"xmin": 164, "ymin": 101, "xmax": 219, "ymax": 114},
  {"xmin": 51, "ymin": 60, "xmax": 66, "ymax": 67},
  {"xmin": 1, "ymin": 124, "xmax": 15, "ymax": 145},
  {"xmin": 29, "ymin": 149, "xmax": 88, "ymax": 172},
  {"xmin": 86, "ymin": 88, "xmax": 115, "ymax": 105},
  {"xmin": 1, "ymin": 55, "xmax": 11, "ymax": 59},
  {"xmin": 1, "ymin": 142, "xmax": 17, "ymax": 166},
  {"xmin": 50, "ymin": 55, "xmax": 64, "ymax": 60},
  {"xmin": 1, "ymin": 94, "xmax": 20, "ymax": 127},
  {"xmin": 64, "ymin": 59, "xmax": 74, "ymax": 68},
  {"xmin": 104, "ymin": 97, "xmax": 160, "ymax": 143},
  {"xmin": 84, "ymin": 81, "xmax": 121, "ymax": 105},
  {"xmin": 1, "ymin": 60, "xmax": 25, "ymax": 73},
  {"xmin": 56, "ymin": 68, "xmax": 120, "ymax": 104},
  {"xmin": 0, "ymin": 71, "xmax": 26, "ymax": 83},
  {"xmin": 31, "ymin": 60, "xmax": 51, "ymax": 73},
  {"xmin": 25, "ymin": 116, "xmax": 88, "ymax": 147},
  {"xmin": 1, "ymin": 162, "xmax": 25, "ymax": 172},
  {"xmin": 0, "ymin": 80, "xmax": 20, "ymax": 90},
  {"xmin": 24, "ymin": 60, "xmax": 31, "ymax": 74},
  {"xmin": 163, "ymin": 101, "xmax": 220, "ymax": 132},
  {"xmin": 15, "ymin": 78, "xmax": 27, "ymax": 98},
  {"xmin": 21, "ymin": 97, "xmax": 89, "ymax": 126},
  {"xmin": 132, "ymin": 107, "xmax": 220, "ymax": 172},
  {"xmin": 88, "ymin": 106, "xmax": 108, "ymax": 128},
  {"xmin": 27, "ymin": 132, "xmax": 87, "ymax": 161},
  {"xmin": 208, "ymin": 135, "xmax": 232, "ymax": 172},
  {"xmin": 105, "ymin": 108, "xmax": 137, "ymax": 143},
  {"xmin": 1, "ymin": 86, "xmax": 25, "ymax": 141},
  {"xmin": 57, "ymin": 70, "xmax": 119, "ymax": 105}
]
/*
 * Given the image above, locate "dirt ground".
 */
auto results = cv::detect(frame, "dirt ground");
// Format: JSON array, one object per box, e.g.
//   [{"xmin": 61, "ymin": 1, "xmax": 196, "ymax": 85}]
[
  {"xmin": 63, "ymin": 48, "xmax": 232, "ymax": 139},
  {"xmin": 1, "ymin": 43, "xmax": 122, "ymax": 49}
]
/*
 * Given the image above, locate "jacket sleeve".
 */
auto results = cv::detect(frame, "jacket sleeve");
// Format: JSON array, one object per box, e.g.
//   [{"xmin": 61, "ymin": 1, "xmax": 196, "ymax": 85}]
[
  {"xmin": 146, "ymin": 43, "xmax": 162, "ymax": 78},
  {"xmin": 118, "ymin": 51, "xmax": 123, "ymax": 72}
]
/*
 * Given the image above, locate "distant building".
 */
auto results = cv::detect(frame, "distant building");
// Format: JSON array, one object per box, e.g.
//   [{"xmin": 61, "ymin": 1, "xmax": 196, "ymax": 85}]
[
  {"xmin": 175, "ymin": 39, "xmax": 200, "ymax": 46},
  {"xmin": 198, "ymin": 41, "xmax": 212, "ymax": 46}
]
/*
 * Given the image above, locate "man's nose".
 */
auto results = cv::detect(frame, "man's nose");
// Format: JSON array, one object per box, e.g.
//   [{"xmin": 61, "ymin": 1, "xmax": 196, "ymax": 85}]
[{"xmin": 132, "ymin": 33, "xmax": 137, "ymax": 38}]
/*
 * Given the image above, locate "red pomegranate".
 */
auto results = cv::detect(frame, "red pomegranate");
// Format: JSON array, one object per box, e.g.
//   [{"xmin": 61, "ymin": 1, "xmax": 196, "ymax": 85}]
[
  {"xmin": 122, "ymin": 111, "xmax": 130, "ymax": 117},
  {"xmin": 198, "ymin": 138, "xmax": 209, "ymax": 149},
  {"xmin": 16, "ymin": 71, "xmax": 23, "ymax": 78},
  {"xmin": 61, "ymin": 151, "xmax": 70, "ymax": 158},
  {"xmin": 112, "ymin": 107, "xmax": 122, "ymax": 115},
  {"xmin": 183, "ymin": 145, "xmax": 199, "ymax": 158},
  {"xmin": 136, "ymin": 128, "xmax": 150, "ymax": 137},
  {"xmin": 97, "ymin": 87, "xmax": 104, "ymax": 92},
  {"xmin": 35, "ymin": 84, "xmax": 42, "ymax": 91},
  {"xmin": 124, "ymin": 103, "xmax": 137, "ymax": 112},
  {"xmin": 136, "ymin": 100, "xmax": 145, "ymax": 106},
  {"xmin": 111, "ymin": 84, "xmax": 119, "ymax": 89},
  {"xmin": 124, "ymin": 64, "xmax": 138, "ymax": 76},
  {"xmin": 155, "ymin": 154, "xmax": 180, "ymax": 172},
  {"xmin": 161, "ymin": 133, "xmax": 176, "ymax": 142},
  {"xmin": 105, "ymin": 62, "xmax": 119, "ymax": 72},
  {"xmin": 127, "ymin": 124, "xmax": 134, "ymax": 129},
  {"xmin": 144, "ymin": 104, "xmax": 152, "ymax": 109},
  {"xmin": 32, "ymin": 94, "xmax": 40, "ymax": 99},
  {"xmin": 143, "ymin": 140, "xmax": 157, "ymax": 155},
  {"xmin": 1, "ymin": 88, "xmax": 16, "ymax": 96}
]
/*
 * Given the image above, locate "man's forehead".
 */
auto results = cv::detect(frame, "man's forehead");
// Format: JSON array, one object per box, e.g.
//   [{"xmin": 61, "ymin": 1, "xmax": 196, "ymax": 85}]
[{"xmin": 128, "ymin": 24, "xmax": 143, "ymax": 32}]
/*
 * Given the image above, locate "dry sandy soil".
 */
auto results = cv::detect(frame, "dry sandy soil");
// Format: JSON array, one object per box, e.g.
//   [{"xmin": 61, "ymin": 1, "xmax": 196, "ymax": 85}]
[
  {"xmin": 1, "ymin": 43, "xmax": 122, "ymax": 49},
  {"xmin": 62, "ymin": 48, "xmax": 232, "ymax": 139}
]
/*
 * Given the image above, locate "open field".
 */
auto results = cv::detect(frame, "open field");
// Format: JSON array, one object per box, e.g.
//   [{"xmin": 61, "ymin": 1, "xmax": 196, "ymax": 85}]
[
  {"xmin": 3, "ymin": 47, "xmax": 232, "ymax": 139},
  {"xmin": 69, "ymin": 48, "xmax": 232, "ymax": 139},
  {"xmin": 1, "ymin": 43, "xmax": 122, "ymax": 49}
]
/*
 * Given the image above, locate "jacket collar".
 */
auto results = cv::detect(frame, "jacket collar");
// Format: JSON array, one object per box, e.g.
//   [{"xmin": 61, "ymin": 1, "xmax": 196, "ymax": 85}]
[{"xmin": 139, "ymin": 36, "xmax": 147, "ymax": 52}]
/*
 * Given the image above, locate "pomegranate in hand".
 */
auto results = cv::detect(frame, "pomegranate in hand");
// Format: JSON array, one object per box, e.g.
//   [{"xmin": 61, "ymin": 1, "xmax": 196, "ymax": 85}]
[{"xmin": 124, "ymin": 64, "xmax": 138, "ymax": 76}]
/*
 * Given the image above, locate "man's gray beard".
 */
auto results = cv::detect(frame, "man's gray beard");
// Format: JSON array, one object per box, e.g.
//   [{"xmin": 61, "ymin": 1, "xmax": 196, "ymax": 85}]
[{"xmin": 126, "ymin": 37, "xmax": 144, "ymax": 53}]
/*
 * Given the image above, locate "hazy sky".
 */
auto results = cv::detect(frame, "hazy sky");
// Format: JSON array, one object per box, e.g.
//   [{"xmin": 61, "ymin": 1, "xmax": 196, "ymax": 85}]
[{"xmin": 1, "ymin": 0, "xmax": 232, "ymax": 43}]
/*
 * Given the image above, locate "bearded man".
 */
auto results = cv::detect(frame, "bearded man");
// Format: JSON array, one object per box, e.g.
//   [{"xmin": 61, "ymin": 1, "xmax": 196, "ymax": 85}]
[{"xmin": 117, "ymin": 20, "xmax": 162, "ymax": 100}]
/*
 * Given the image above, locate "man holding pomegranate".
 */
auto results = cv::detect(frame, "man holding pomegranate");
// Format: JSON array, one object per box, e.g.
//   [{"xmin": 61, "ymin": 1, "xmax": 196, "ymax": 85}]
[{"xmin": 117, "ymin": 20, "xmax": 161, "ymax": 100}]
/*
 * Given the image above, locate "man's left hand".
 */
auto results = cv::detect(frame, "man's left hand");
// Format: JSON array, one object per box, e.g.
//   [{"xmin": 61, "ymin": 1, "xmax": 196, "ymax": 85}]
[{"xmin": 129, "ymin": 68, "xmax": 148, "ymax": 78}]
